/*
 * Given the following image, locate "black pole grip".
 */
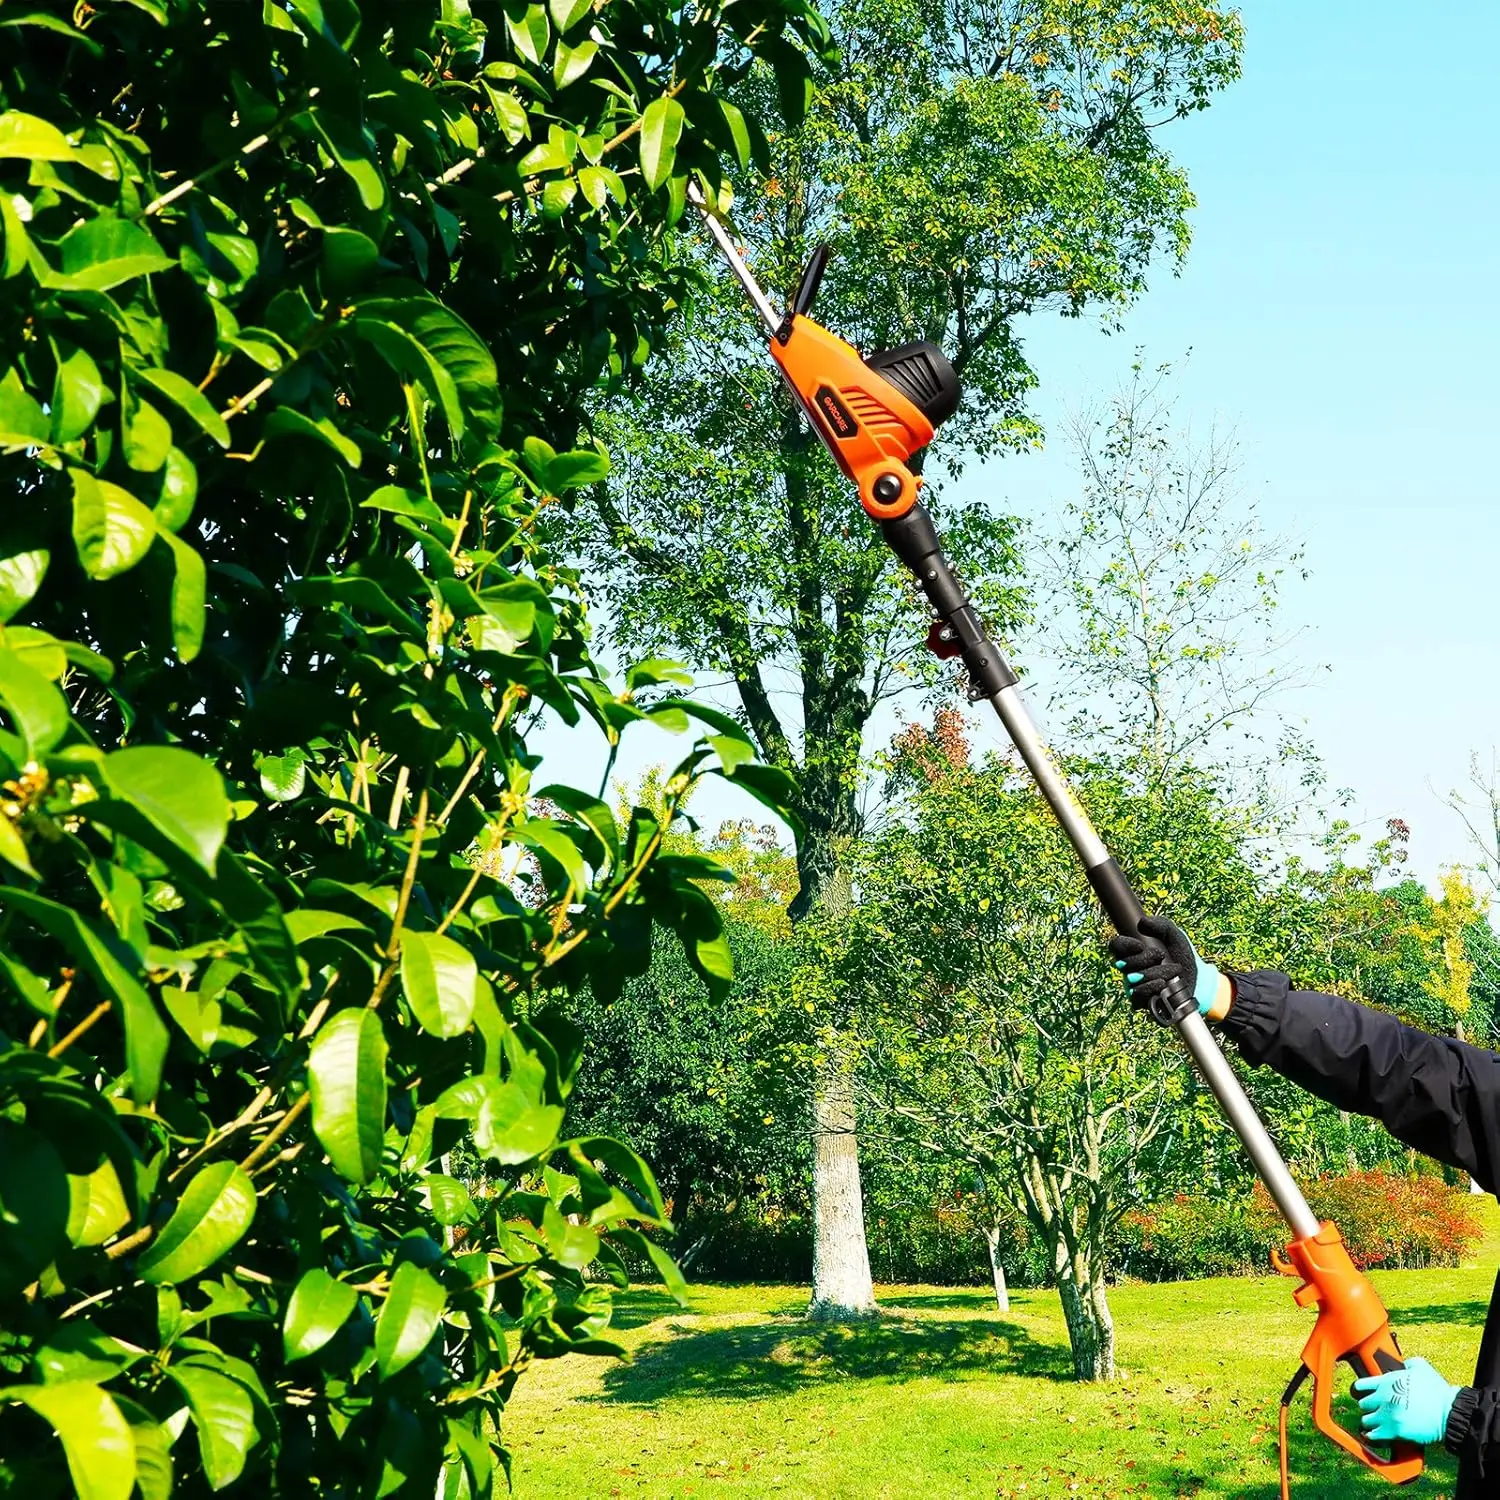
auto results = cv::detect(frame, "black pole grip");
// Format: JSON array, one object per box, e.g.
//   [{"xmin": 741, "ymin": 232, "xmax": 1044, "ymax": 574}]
[
  {"xmin": 882, "ymin": 505, "xmax": 1017, "ymax": 698},
  {"xmin": 1087, "ymin": 858, "xmax": 1197, "ymax": 1025}
]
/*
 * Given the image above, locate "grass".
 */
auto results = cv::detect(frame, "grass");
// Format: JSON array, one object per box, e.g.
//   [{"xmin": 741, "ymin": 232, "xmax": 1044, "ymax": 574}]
[{"xmin": 502, "ymin": 1198, "xmax": 1500, "ymax": 1499}]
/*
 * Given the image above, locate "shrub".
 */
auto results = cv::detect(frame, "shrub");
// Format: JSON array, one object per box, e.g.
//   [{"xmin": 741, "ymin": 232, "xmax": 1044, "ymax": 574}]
[
  {"xmin": 1114, "ymin": 1191, "xmax": 1282, "ymax": 1281},
  {"xmin": 1299, "ymin": 1170, "xmax": 1484, "ymax": 1270},
  {"xmin": 1116, "ymin": 1170, "xmax": 1483, "ymax": 1281}
]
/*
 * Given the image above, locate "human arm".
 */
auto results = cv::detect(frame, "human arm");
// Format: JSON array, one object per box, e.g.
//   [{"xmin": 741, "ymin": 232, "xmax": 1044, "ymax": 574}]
[{"xmin": 1109, "ymin": 919, "xmax": 1500, "ymax": 1193}]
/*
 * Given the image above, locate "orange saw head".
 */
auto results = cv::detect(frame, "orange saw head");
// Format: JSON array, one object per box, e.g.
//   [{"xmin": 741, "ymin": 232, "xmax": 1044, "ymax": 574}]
[
  {"xmin": 767, "ymin": 246, "xmax": 960, "ymax": 522},
  {"xmin": 698, "ymin": 222, "xmax": 961, "ymax": 523},
  {"xmin": 770, "ymin": 311, "xmax": 958, "ymax": 521}
]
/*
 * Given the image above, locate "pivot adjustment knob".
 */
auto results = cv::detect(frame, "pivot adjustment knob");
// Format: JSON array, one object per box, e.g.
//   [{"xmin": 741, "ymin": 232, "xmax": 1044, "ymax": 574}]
[{"xmin": 872, "ymin": 473, "xmax": 904, "ymax": 504}]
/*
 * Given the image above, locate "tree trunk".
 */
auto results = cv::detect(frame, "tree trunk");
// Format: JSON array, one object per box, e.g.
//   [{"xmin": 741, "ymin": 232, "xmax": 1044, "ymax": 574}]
[
  {"xmin": 807, "ymin": 1055, "xmax": 878, "ymax": 1320},
  {"xmin": 984, "ymin": 1223, "xmax": 1010, "ymax": 1313},
  {"xmin": 1053, "ymin": 1240, "xmax": 1116, "ymax": 1381}
]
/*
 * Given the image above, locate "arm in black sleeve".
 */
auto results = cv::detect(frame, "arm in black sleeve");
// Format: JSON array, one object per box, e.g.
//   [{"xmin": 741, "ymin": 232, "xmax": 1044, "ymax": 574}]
[
  {"xmin": 1220, "ymin": 970, "xmax": 1500, "ymax": 1194},
  {"xmin": 1446, "ymin": 1384, "xmax": 1500, "ymax": 1487}
]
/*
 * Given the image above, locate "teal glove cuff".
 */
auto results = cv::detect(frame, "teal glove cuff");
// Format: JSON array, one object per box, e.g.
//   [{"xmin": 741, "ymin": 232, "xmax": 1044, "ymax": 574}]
[
  {"xmin": 1189, "ymin": 942, "xmax": 1221, "ymax": 1017},
  {"xmin": 1353, "ymin": 1356, "xmax": 1460, "ymax": 1447}
]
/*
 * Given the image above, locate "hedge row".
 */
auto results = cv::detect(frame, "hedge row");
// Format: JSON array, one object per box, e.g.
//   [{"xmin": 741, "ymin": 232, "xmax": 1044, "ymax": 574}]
[
  {"xmin": 1116, "ymin": 1171, "xmax": 1483, "ymax": 1282},
  {"xmin": 676, "ymin": 1170, "xmax": 1484, "ymax": 1287}
]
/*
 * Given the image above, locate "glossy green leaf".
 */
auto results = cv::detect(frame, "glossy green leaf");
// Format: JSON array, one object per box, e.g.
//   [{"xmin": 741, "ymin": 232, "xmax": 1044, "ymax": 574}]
[
  {"xmin": 0, "ymin": 817, "xmax": 37, "ymax": 878},
  {"xmin": 0, "ymin": 366, "xmax": 48, "ymax": 446},
  {"xmin": 361, "ymin": 484, "xmax": 444, "ymax": 522},
  {"xmin": 70, "ymin": 471, "xmax": 155, "ymax": 580},
  {"xmin": 640, "ymin": 95, "xmax": 685, "ymax": 191},
  {"xmin": 97, "ymin": 746, "xmax": 229, "ymax": 874},
  {"xmin": 0, "ymin": 1381, "xmax": 135, "ymax": 1500},
  {"xmin": 65, "ymin": 1158, "xmax": 132, "ymax": 1248},
  {"xmin": 33, "ymin": 1322, "xmax": 141, "ymax": 1387},
  {"xmin": 52, "ymin": 213, "xmax": 174, "ymax": 290},
  {"xmin": 400, "ymin": 929, "xmax": 477, "ymax": 1038},
  {"xmin": 310, "ymin": 106, "xmax": 386, "ymax": 210},
  {"xmin": 168, "ymin": 1361, "xmax": 255, "ymax": 1490},
  {"xmin": 543, "ymin": 447, "xmax": 608, "ymax": 491},
  {"xmin": 307, "ymin": 1007, "xmax": 388, "ymax": 1182},
  {"xmin": 137, "ymin": 367, "xmax": 231, "ymax": 449},
  {"xmin": 505, "ymin": 4, "xmax": 549, "ymax": 64},
  {"xmin": 548, "ymin": 0, "xmax": 592, "ymax": 30},
  {"xmin": 374, "ymin": 1262, "xmax": 446, "ymax": 1380},
  {"xmin": 609, "ymin": 1227, "xmax": 689, "ymax": 1304},
  {"xmin": 0, "ymin": 194, "xmax": 30, "ymax": 278},
  {"xmin": 282, "ymin": 1268, "xmax": 359, "ymax": 1360},
  {"xmin": 321, "ymin": 226, "xmax": 381, "ymax": 292},
  {"xmin": 263, "ymin": 406, "xmax": 361, "ymax": 467},
  {"xmin": 436, "ymin": 1074, "xmax": 565, "ymax": 1165},
  {"xmin": 540, "ymin": 177, "xmax": 577, "ymax": 218},
  {"xmin": 154, "ymin": 447, "xmax": 197, "ymax": 530},
  {"xmin": 138, "ymin": 1161, "xmax": 256, "ymax": 1284},
  {"xmin": 553, "ymin": 38, "xmax": 597, "ymax": 89},
  {"xmin": 0, "ymin": 643, "xmax": 68, "ymax": 755},
  {"xmin": 258, "ymin": 750, "xmax": 306, "ymax": 802},
  {"xmin": 117, "ymin": 1397, "xmax": 172, "ymax": 1500},
  {"xmin": 50, "ymin": 341, "xmax": 106, "ymax": 444},
  {"xmin": 121, "ymin": 385, "xmax": 172, "ymax": 473},
  {"xmin": 351, "ymin": 288, "xmax": 500, "ymax": 439},
  {"xmin": 0, "ymin": 111, "xmax": 77, "ymax": 162},
  {"xmin": 542, "ymin": 1199, "xmax": 599, "ymax": 1267},
  {"xmin": 0, "ymin": 548, "xmax": 48, "ymax": 621},
  {"xmin": 719, "ymin": 98, "xmax": 752, "ymax": 168},
  {"xmin": 422, "ymin": 1173, "xmax": 476, "ymax": 1225},
  {"xmin": 157, "ymin": 530, "xmax": 207, "ymax": 661}
]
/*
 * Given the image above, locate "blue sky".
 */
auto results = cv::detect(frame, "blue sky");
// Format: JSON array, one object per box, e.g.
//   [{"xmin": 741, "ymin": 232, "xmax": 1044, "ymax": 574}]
[
  {"xmin": 538, "ymin": 1, "xmax": 1500, "ymax": 888},
  {"xmin": 982, "ymin": 0, "xmax": 1500, "ymax": 885}
]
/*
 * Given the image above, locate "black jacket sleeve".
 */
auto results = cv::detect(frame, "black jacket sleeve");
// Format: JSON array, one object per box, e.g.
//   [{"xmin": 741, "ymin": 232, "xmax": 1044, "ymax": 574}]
[
  {"xmin": 1220, "ymin": 971, "xmax": 1500, "ymax": 1497},
  {"xmin": 1220, "ymin": 970, "xmax": 1500, "ymax": 1194},
  {"xmin": 1448, "ymin": 1384, "xmax": 1500, "ymax": 1482}
]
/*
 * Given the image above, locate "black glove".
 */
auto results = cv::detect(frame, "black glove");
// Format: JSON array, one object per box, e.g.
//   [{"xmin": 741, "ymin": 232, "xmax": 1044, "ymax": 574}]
[{"xmin": 1108, "ymin": 916, "xmax": 1220, "ymax": 1024}]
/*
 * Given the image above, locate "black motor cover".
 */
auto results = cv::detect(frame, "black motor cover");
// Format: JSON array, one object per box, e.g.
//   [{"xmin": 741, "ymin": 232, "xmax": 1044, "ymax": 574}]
[{"xmin": 866, "ymin": 341, "xmax": 961, "ymax": 428}]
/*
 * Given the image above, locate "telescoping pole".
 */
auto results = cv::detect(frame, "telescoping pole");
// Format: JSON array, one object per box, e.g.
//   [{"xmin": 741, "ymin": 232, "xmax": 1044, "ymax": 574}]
[
  {"xmin": 691, "ymin": 201, "xmax": 1421, "ymax": 1489},
  {"xmin": 879, "ymin": 505, "xmax": 1321, "ymax": 1241}
]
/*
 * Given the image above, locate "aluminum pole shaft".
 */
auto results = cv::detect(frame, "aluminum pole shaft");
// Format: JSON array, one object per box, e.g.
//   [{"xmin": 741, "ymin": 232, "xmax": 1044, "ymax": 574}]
[{"xmin": 986, "ymin": 684, "xmax": 1321, "ymax": 1243}]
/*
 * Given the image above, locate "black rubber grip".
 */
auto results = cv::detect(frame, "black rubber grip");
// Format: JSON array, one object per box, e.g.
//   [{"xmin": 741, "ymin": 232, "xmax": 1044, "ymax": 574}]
[
  {"xmin": 883, "ymin": 506, "xmax": 1018, "ymax": 697},
  {"xmin": 1087, "ymin": 859, "xmax": 1196, "ymax": 1025}
]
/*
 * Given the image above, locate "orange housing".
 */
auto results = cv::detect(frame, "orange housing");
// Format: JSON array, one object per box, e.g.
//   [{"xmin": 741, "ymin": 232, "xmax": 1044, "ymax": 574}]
[
  {"xmin": 769, "ymin": 315, "xmax": 933, "ymax": 521},
  {"xmin": 1274, "ymin": 1221, "xmax": 1424, "ymax": 1489}
]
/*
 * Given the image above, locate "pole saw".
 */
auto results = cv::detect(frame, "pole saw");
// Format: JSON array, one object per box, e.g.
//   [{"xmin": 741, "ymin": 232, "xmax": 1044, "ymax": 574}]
[{"xmin": 689, "ymin": 185, "xmax": 1424, "ymax": 1497}]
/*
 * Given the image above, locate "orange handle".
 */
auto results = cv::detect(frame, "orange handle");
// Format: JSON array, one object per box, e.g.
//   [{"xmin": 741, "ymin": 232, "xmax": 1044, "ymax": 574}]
[
  {"xmin": 1275, "ymin": 1222, "xmax": 1424, "ymax": 1486},
  {"xmin": 769, "ymin": 315, "xmax": 932, "ymax": 521}
]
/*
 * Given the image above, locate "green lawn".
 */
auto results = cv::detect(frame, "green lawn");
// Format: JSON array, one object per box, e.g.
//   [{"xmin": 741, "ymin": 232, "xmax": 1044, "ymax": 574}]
[{"xmin": 503, "ymin": 1200, "xmax": 1500, "ymax": 1499}]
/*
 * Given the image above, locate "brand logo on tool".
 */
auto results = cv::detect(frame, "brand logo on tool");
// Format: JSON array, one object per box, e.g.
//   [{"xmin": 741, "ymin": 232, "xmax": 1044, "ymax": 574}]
[{"xmin": 813, "ymin": 385, "xmax": 857, "ymax": 439}]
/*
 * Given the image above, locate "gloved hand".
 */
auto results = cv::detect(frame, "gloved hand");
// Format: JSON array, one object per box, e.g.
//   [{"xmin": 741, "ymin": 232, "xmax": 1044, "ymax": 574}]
[
  {"xmin": 1108, "ymin": 915, "xmax": 1222, "ymax": 1020},
  {"xmin": 1353, "ymin": 1356, "xmax": 1461, "ymax": 1446}
]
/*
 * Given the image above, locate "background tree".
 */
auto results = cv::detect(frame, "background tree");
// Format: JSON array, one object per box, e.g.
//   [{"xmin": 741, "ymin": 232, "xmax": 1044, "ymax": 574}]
[
  {"xmin": 0, "ymin": 0, "xmax": 825, "ymax": 1493},
  {"xmin": 854, "ymin": 738, "xmax": 1271, "ymax": 1380},
  {"xmin": 574, "ymin": 0, "xmax": 1244, "ymax": 1319},
  {"xmin": 1031, "ymin": 360, "xmax": 1312, "ymax": 789}
]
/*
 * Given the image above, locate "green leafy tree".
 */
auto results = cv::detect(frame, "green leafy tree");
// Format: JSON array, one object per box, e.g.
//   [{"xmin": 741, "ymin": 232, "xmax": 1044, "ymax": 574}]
[
  {"xmin": 0, "ymin": 0, "xmax": 825, "ymax": 1493},
  {"xmin": 853, "ymin": 740, "xmax": 1266, "ymax": 1379},
  {"xmin": 574, "ymin": 0, "xmax": 1243, "ymax": 1317}
]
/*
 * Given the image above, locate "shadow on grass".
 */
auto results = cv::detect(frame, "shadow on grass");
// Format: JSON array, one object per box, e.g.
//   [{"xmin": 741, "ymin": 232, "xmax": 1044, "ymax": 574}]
[
  {"xmin": 1389, "ymin": 1298, "xmax": 1492, "ymax": 1329},
  {"xmin": 607, "ymin": 1290, "xmax": 691, "ymax": 1332},
  {"xmin": 876, "ymin": 1290, "xmax": 997, "ymax": 1312},
  {"xmin": 592, "ymin": 1311, "xmax": 1073, "ymax": 1405}
]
